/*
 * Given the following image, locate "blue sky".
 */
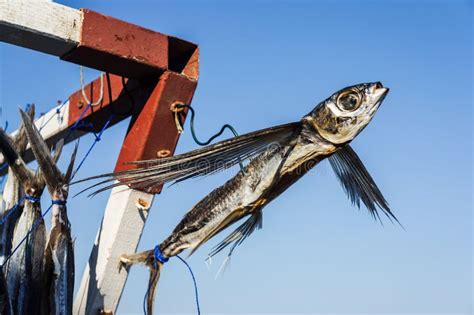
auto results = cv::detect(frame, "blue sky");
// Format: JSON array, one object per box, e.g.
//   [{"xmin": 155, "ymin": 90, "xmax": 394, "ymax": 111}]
[{"xmin": 0, "ymin": 0, "xmax": 472, "ymax": 314}]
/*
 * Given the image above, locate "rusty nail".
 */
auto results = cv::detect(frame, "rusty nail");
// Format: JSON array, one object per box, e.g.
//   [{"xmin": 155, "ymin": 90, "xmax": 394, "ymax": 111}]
[{"xmin": 136, "ymin": 198, "xmax": 150, "ymax": 211}]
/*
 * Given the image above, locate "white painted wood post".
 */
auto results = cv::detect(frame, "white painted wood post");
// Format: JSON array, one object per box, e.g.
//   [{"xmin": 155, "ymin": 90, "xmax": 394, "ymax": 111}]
[
  {"xmin": 74, "ymin": 186, "xmax": 154, "ymax": 314},
  {"xmin": 0, "ymin": 0, "xmax": 82, "ymax": 56}
]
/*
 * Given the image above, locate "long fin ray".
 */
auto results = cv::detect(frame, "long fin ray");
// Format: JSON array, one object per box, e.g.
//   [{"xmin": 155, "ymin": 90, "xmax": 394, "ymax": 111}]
[
  {"xmin": 208, "ymin": 210, "xmax": 263, "ymax": 258},
  {"xmin": 73, "ymin": 122, "xmax": 301, "ymax": 194},
  {"xmin": 328, "ymin": 145, "xmax": 399, "ymax": 224}
]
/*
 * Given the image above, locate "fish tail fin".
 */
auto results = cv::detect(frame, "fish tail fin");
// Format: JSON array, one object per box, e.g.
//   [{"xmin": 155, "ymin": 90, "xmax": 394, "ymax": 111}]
[
  {"xmin": 146, "ymin": 264, "xmax": 162, "ymax": 315},
  {"xmin": 118, "ymin": 249, "xmax": 161, "ymax": 315}
]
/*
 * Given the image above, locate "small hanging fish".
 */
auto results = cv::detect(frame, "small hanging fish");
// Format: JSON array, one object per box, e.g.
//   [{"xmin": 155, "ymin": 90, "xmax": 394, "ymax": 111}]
[
  {"xmin": 0, "ymin": 105, "xmax": 35, "ymax": 265},
  {"xmin": 79, "ymin": 82, "xmax": 397, "ymax": 314},
  {"xmin": 0, "ymin": 113, "xmax": 63, "ymax": 315},
  {"xmin": 18, "ymin": 109, "xmax": 77, "ymax": 315}
]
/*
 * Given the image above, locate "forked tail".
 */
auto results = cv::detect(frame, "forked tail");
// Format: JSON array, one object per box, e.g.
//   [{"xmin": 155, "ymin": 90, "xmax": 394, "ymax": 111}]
[{"xmin": 119, "ymin": 249, "xmax": 164, "ymax": 315}]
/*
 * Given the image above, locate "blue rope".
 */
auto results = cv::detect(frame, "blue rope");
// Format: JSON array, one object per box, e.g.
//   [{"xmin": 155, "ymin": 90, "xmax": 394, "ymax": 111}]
[
  {"xmin": 0, "ymin": 196, "xmax": 25, "ymax": 226},
  {"xmin": 176, "ymin": 254, "xmax": 201, "ymax": 315},
  {"xmin": 142, "ymin": 246, "xmax": 200, "ymax": 315},
  {"xmin": 65, "ymin": 103, "xmax": 92, "ymax": 141},
  {"xmin": 24, "ymin": 194, "xmax": 40, "ymax": 203},
  {"xmin": 70, "ymin": 114, "xmax": 114, "ymax": 180},
  {"xmin": 153, "ymin": 245, "xmax": 169, "ymax": 264},
  {"xmin": 51, "ymin": 199, "xmax": 66, "ymax": 206},
  {"xmin": 38, "ymin": 102, "xmax": 66, "ymax": 132}
]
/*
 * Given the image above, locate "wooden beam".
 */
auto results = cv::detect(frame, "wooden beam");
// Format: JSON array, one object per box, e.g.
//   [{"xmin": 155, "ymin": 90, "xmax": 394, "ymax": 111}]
[
  {"xmin": 0, "ymin": 2, "xmax": 200, "ymax": 312},
  {"xmin": 0, "ymin": 74, "xmax": 153, "ymax": 175},
  {"xmin": 0, "ymin": 0, "xmax": 197, "ymax": 79},
  {"xmin": 73, "ymin": 186, "xmax": 155, "ymax": 315},
  {"xmin": 0, "ymin": 0, "xmax": 81, "ymax": 56},
  {"xmin": 74, "ymin": 69, "xmax": 198, "ymax": 313}
]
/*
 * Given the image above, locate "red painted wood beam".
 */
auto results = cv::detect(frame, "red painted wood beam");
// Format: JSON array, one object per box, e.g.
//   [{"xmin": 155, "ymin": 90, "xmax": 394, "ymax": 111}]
[
  {"xmin": 114, "ymin": 70, "xmax": 198, "ymax": 194},
  {"xmin": 62, "ymin": 9, "xmax": 197, "ymax": 79},
  {"xmin": 113, "ymin": 47, "xmax": 199, "ymax": 194}
]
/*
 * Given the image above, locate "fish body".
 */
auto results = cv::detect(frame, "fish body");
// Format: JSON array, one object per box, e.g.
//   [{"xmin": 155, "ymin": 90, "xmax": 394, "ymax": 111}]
[
  {"xmin": 18, "ymin": 109, "xmax": 76, "ymax": 315},
  {"xmin": 42, "ymin": 203, "xmax": 74, "ymax": 315},
  {"xmin": 111, "ymin": 82, "xmax": 396, "ymax": 314},
  {"xmin": 161, "ymin": 129, "xmax": 338, "ymax": 257},
  {"xmin": 0, "ymin": 107, "xmax": 33, "ymax": 265},
  {"xmin": 0, "ymin": 106, "xmax": 63, "ymax": 315},
  {"xmin": 6, "ymin": 198, "xmax": 46, "ymax": 315}
]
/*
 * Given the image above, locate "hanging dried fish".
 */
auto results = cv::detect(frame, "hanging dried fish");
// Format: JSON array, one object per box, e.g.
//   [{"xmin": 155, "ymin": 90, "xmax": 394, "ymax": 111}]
[
  {"xmin": 18, "ymin": 109, "xmax": 77, "ymax": 315},
  {"xmin": 80, "ymin": 82, "xmax": 396, "ymax": 314},
  {"xmin": 0, "ymin": 114, "xmax": 63, "ymax": 315},
  {"xmin": 0, "ymin": 105, "xmax": 35, "ymax": 265}
]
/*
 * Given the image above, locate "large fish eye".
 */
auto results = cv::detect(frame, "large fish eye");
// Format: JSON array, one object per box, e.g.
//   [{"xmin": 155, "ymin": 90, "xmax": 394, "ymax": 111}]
[{"xmin": 337, "ymin": 91, "xmax": 362, "ymax": 111}]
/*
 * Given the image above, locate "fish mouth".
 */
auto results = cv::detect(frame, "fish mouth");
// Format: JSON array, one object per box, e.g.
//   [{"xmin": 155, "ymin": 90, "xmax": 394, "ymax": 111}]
[{"xmin": 372, "ymin": 82, "xmax": 389, "ymax": 104}]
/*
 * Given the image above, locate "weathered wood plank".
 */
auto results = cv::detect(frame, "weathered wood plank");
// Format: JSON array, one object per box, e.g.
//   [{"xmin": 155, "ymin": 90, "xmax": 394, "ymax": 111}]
[
  {"xmin": 0, "ymin": 0, "xmax": 81, "ymax": 56},
  {"xmin": 73, "ymin": 186, "xmax": 155, "ymax": 314}
]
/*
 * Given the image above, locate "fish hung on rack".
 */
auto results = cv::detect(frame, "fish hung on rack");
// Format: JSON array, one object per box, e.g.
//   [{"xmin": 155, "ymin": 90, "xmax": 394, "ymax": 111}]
[
  {"xmin": 0, "ymin": 105, "xmax": 34, "ymax": 266},
  {"xmin": 78, "ymin": 82, "xmax": 398, "ymax": 314},
  {"xmin": 19, "ymin": 109, "xmax": 78, "ymax": 315},
  {"xmin": 0, "ymin": 108, "xmax": 65, "ymax": 315}
]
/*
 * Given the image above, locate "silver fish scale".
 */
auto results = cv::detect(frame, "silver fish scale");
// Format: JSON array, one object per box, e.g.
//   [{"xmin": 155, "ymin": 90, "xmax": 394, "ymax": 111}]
[
  {"xmin": 5, "ymin": 201, "xmax": 45, "ymax": 314},
  {"xmin": 52, "ymin": 234, "xmax": 74, "ymax": 315},
  {"xmin": 161, "ymin": 144, "xmax": 292, "ymax": 257}
]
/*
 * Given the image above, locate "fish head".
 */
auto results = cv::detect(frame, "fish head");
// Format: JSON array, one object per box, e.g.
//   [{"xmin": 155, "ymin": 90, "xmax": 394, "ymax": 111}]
[{"xmin": 304, "ymin": 82, "xmax": 389, "ymax": 144}]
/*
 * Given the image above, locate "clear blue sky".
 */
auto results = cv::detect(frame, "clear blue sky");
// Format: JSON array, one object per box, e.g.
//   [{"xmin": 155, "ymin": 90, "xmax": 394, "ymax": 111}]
[{"xmin": 0, "ymin": 1, "xmax": 472, "ymax": 314}]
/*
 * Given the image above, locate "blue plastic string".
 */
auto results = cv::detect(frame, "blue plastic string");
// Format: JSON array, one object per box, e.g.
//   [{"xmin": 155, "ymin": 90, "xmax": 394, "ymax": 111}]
[
  {"xmin": 70, "ymin": 114, "xmax": 114, "ymax": 180},
  {"xmin": 64, "ymin": 103, "xmax": 92, "ymax": 141},
  {"xmin": 176, "ymin": 254, "xmax": 201, "ymax": 315},
  {"xmin": 153, "ymin": 245, "xmax": 169, "ymax": 264},
  {"xmin": 51, "ymin": 199, "xmax": 67, "ymax": 206},
  {"xmin": 24, "ymin": 194, "xmax": 41, "ymax": 203},
  {"xmin": 38, "ymin": 102, "xmax": 66, "ymax": 132},
  {"xmin": 0, "ymin": 196, "xmax": 25, "ymax": 226},
  {"xmin": 1, "ymin": 202, "xmax": 53, "ymax": 268}
]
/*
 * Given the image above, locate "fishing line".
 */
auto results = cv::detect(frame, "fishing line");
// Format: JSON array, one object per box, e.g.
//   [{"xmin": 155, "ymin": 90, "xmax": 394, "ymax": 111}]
[
  {"xmin": 172, "ymin": 103, "xmax": 244, "ymax": 172},
  {"xmin": 142, "ymin": 246, "xmax": 201, "ymax": 315}
]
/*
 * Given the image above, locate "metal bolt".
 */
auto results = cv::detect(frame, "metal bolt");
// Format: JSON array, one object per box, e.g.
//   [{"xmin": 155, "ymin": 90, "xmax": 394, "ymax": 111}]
[{"xmin": 157, "ymin": 149, "xmax": 171, "ymax": 158}]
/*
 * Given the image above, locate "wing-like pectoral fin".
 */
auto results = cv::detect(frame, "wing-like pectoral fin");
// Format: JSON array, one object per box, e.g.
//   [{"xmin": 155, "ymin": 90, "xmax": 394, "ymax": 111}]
[
  {"xmin": 74, "ymin": 122, "xmax": 301, "ymax": 195},
  {"xmin": 329, "ymin": 145, "xmax": 399, "ymax": 224}
]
